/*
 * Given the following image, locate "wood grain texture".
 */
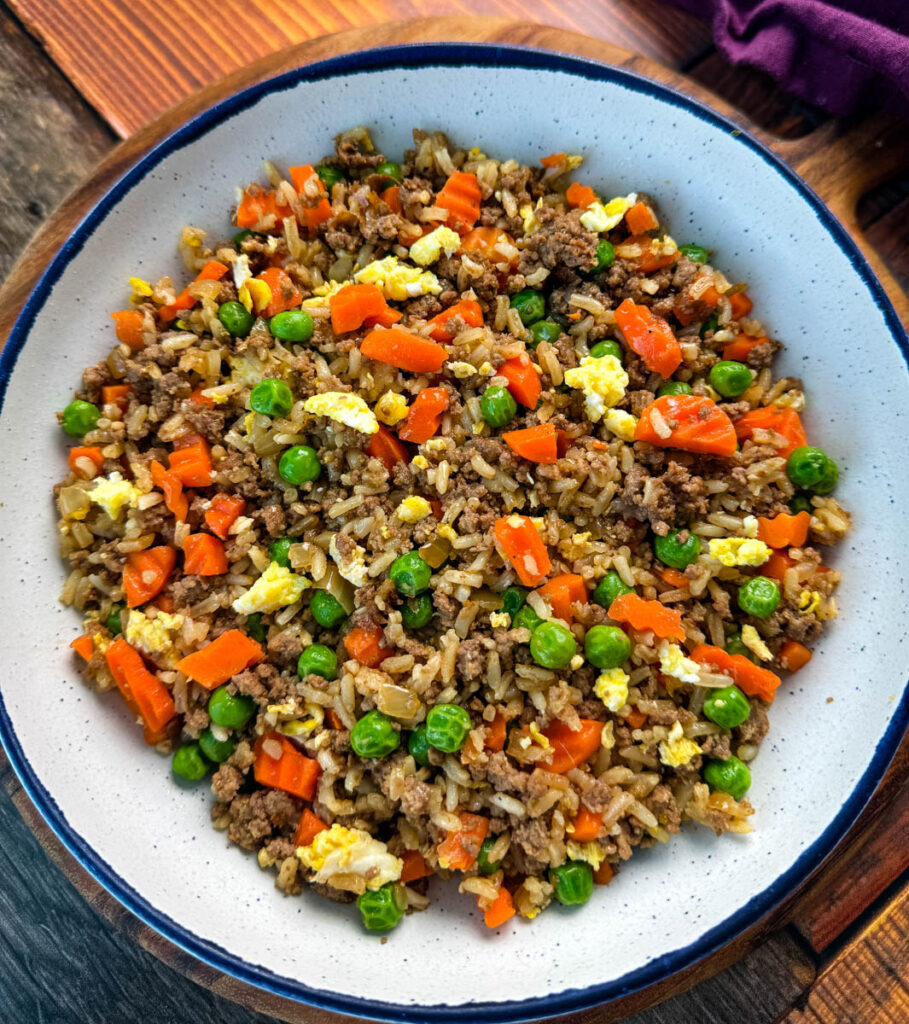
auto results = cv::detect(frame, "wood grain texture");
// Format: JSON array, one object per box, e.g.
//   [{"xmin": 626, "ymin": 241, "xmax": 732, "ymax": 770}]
[{"xmin": 8, "ymin": 0, "xmax": 713, "ymax": 136}]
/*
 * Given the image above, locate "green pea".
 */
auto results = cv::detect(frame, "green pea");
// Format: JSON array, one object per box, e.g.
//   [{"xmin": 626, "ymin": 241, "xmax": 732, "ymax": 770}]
[
  {"xmin": 208, "ymin": 686, "xmax": 256, "ymax": 730},
  {"xmin": 657, "ymin": 380, "xmax": 693, "ymax": 397},
  {"xmin": 737, "ymin": 576, "xmax": 781, "ymax": 619},
  {"xmin": 590, "ymin": 238, "xmax": 615, "ymax": 273},
  {"xmin": 530, "ymin": 621, "xmax": 577, "ymax": 669},
  {"xmin": 198, "ymin": 727, "xmax": 236, "ymax": 764},
  {"xmin": 699, "ymin": 311, "xmax": 719, "ymax": 338},
  {"xmin": 401, "ymin": 593, "xmax": 433, "ymax": 630},
  {"xmin": 786, "ymin": 446, "xmax": 839, "ymax": 495},
  {"xmin": 218, "ymin": 300, "xmax": 254, "ymax": 338},
  {"xmin": 709, "ymin": 360, "xmax": 753, "ymax": 398},
  {"xmin": 375, "ymin": 161, "xmax": 403, "ymax": 184},
  {"xmin": 105, "ymin": 605, "xmax": 124, "ymax": 636},
  {"xmin": 501, "ymin": 586, "xmax": 527, "ymax": 618},
  {"xmin": 725, "ymin": 632, "xmax": 759, "ymax": 664},
  {"xmin": 703, "ymin": 686, "xmax": 751, "ymax": 730},
  {"xmin": 268, "ymin": 536, "xmax": 294, "ymax": 568},
  {"xmin": 549, "ymin": 861, "xmax": 593, "ymax": 906},
  {"xmin": 269, "ymin": 309, "xmax": 314, "ymax": 343},
  {"xmin": 425, "ymin": 703, "xmax": 472, "ymax": 753},
  {"xmin": 62, "ymin": 400, "xmax": 100, "ymax": 437},
  {"xmin": 250, "ymin": 378, "xmax": 294, "ymax": 418},
  {"xmin": 591, "ymin": 570, "xmax": 633, "ymax": 609},
  {"xmin": 589, "ymin": 340, "xmax": 623, "ymax": 362},
  {"xmin": 654, "ymin": 528, "xmax": 701, "ymax": 570},
  {"xmin": 357, "ymin": 883, "xmax": 405, "ymax": 931},
  {"xmin": 245, "ymin": 612, "xmax": 267, "ymax": 644},
  {"xmin": 704, "ymin": 755, "xmax": 751, "ymax": 801},
  {"xmin": 316, "ymin": 165, "xmax": 344, "ymax": 189},
  {"xmin": 232, "ymin": 228, "xmax": 254, "ymax": 249},
  {"xmin": 480, "ymin": 385, "xmax": 518, "ymax": 429},
  {"xmin": 584, "ymin": 624, "xmax": 631, "ymax": 670},
  {"xmin": 350, "ymin": 710, "xmax": 400, "ymax": 759},
  {"xmin": 408, "ymin": 724, "xmax": 431, "ymax": 766},
  {"xmin": 297, "ymin": 643, "xmax": 338, "ymax": 681},
  {"xmin": 789, "ymin": 493, "xmax": 813, "ymax": 514},
  {"xmin": 172, "ymin": 743, "xmax": 209, "ymax": 782},
  {"xmin": 477, "ymin": 836, "xmax": 502, "ymax": 876},
  {"xmin": 528, "ymin": 319, "xmax": 562, "ymax": 347},
  {"xmin": 679, "ymin": 244, "xmax": 709, "ymax": 264},
  {"xmin": 510, "ymin": 288, "xmax": 546, "ymax": 326},
  {"xmin": 513, "ymin": 605, "xmax": 543, "ymax": 633},
  {"xmin": 310, "ymin": 590, "xmax": 348, "ymax": 629},
  {"xmin": 389, "ymin": 550, "xmax": 431, "ymax": 597},
  {"xmin": 278, "ymin": 445, "xmax": 321, "ymax": 485}
]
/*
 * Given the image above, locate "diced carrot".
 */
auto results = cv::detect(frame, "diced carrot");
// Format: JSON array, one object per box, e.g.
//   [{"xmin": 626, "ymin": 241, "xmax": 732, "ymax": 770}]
[
  {"xmin": 288, "ymin": 163, "xmax": 324, "ymax": 194},
  {"xmin": 542, "ymin": 719, "xmax": 604, "ymax": 774},
  {"xmin": 729, "ymin": 292, "xmax": 753, "ymax": 319},
  {"xmin": 625, "ymin": 708, "xmax": 648, "ymax": 729},
  {"xmin": 189, "ymin": 387, "xmax": 215, "ymax": 408},
  {"xmin": 502, "ymin": 423, "xmax": 557, "ymax": 464},
  {"xmin": 428, "ymin": 498, "xmax": 443, "ymax": 520},
  {"xmin": 625, "ymin": 201, "xmax": 658, "ymax": 234},
  {"xmin": 367, "ymin": 424, "xmax": 411, "ymax": 473},
  {"xmin": 635, "ymin": 394, "xmax": 737, "ymax": 458},
  {"xmin": 159, "ymin": 260, "xmax": 229, "ymax": 322},
  {"xmin": 566, "ymin": 182, "xmax": 598, "ymax": 208},
  {"xmin": 254, "ymin": 733, "xmax": 321, "ymax": 801},
  {"xmin": 182, "ymin": 533, "xmax": 228, "ymax": 576},
  {"xmin": 399, "ymin": 386, "xmax": 449, "ymax": 443},
  {"xmin": 105, "ymin": 637, "xmax": 176, "ymax": 733},
  {"xmin": 168, "ymin": 435, "xmax": 213, "ymax": 487},
  {"xmin": 236, "ymin": 186, "xmax": 290, "ymax": 230},
  {"xmin": 326, "ymin": 709, "xmax": 344, "ymax": 730},
  {"xmin": 689, "ymin": 644, "xmax": 782, "ymax": 703},
  {"xmin": 426, "ymin": 299, "xmax": 484, "ymax": 342},
  {"xmin": 123, "ymin": 546, "xmax": 176, "ymax": 608},
  {"xmin": 723, "ymin": 335, "xmax": 768, "ymax": 362},
  {"xmin": 571, "ymin": 805, "xmax": 603, "ymax": 842},
  {"xmin": 71, "ymin": 635, "xmax": 94, "ymax": 661},
  {"xmin": 205, "ymin": 494, "xmax": 246, "ymax": 540},
  {"xmin": 659, "ymin": 567, "xmax": 690, "ymax": 589},
  {"xmin": 174, "ymin": 629, "xmax": 264, "ymax": 689},
  {"xmin": 459, "ymin": 226, "xmax": 518, "ymax": 266},
  {"xmin": 143, "ymin": 722, "xmax": 173, "ymax": 746},
  {"xmin": 493, "ymin": 514, "xmax": 552, "ymax": 587},
  {"xmin": 101, "ymin": 384, "xmax": 132, "ymax": 411},
  {"xmin": 437, "ymin": 812, "xmax": 489, "ymax": 870},
  {"xmin": 593, "ymin": 861, "xmax": 614, "ymax": 886},
  {"xmin": 256, "ymin": 266, "xmax": 303, "ymax": 318},
  {"xmin": 435, "ymin": 171, "xmax": 482, "ymax": 233},
  {"xmin": 150, "ymin": 460, "xmax": 188, "ymax": 522},
  {"xmin": 763, "ymin": 549, "xmax": 797, "ymax": 583},
  {"xmin": 293, "ymin": 808, "xmax": 329, "ymax": 848},
  {"xmin": 757, "ymin": 511, "xmax": 811, "ymax": 549},
  {"xmin": 626, "ymin": 235, "xmax": 680, "ymax": 274},
  {"xmin": 110, "ymin": 310, "xmax": 146, "ymax": 348},
  {"xmin": 498, "ymin": 354, "xmax": 541, "ymax": 409},
  {"xmin": 608, "ymin": 593, "xmax": 685, "ymax": 641},
  {"xmin": 534, "ymin": 573, "xmax": 587, "ymax": 623},
  {"xmin": 734, "ymin": 405, "xmax": 807, "ymax": 459},
  {"xmin": 614, "ymin": 297, "xmax": 681, "ymax": 378},
  {"xmin": 674, "ymin": 283, "xmax": 721, "ymax": 327},
  {"xmin": 330, "ymin": 283, "xmax": 402, "ymax": 334},
  {"xmin": 482, "ymin": 886, "xmax": 515, "ymax": 929},
  {"xmin": 288, "ymin": 164, "xmax": 333, "ymax": 231},
  {"xmin": 484, "ymin": 713, "xmax": 507, "ymax": 752},
  {"xmin": 153, "ymin": 594, "xmax": 175, "ymax": 614},
  {"xmin": 780, "ymin": 639, "xmax": 812, "ymax": 673},
  {"xmin": 67, "ymin": 446, "xmax": 105, "ymax": 479},
  {"xmin": 540, "ymin": 152, "xmax": 567, "ymax": 167},
  {"xmin": 400, "ymin": 849, "xmax": 434, "ymax": 884},
  {"xmin": 382, "ymin": 185, "xmax": 403, "ymax": 214},
  {"xmin": 361, "ymin": 327, "xmax": 447, "ymax": 373},
  {"xmin": 343, "ymin": 625, "xmax": 391, "ymax": 667},
  {"xmin": 556, "ymin": 429, "xmax": 571, "ymax": 458}
]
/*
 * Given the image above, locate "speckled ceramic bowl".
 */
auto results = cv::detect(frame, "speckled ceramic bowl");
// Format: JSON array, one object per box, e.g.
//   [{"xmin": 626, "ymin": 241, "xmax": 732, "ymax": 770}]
[{"xmin": 1, "ymin": 44, "xmax": 907, "ymax": 1024}]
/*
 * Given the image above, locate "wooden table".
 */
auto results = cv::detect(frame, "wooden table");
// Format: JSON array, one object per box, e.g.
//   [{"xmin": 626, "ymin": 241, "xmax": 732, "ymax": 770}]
[{"xmin": 1, "ymin": 2, "xmax": 907, "ymax": 1022}]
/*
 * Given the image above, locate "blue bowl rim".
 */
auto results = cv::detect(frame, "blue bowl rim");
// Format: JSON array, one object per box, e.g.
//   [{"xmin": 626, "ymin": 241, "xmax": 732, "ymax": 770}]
[{"xmin": 1, "ymin": 41, "xmax": 907, "ymax": 1024}]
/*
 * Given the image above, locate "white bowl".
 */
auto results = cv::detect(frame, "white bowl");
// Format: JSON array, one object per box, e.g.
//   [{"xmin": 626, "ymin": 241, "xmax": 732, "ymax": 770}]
[{"xmin": 1, "ymin": 44, "xmax": 907, "ymax": 1023}]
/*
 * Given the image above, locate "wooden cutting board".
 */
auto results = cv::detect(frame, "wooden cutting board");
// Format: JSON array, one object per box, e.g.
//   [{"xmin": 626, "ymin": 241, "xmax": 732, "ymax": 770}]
[{"xmin": 0, "ymin": 17, "xmax": 907, "ymax": 1024}]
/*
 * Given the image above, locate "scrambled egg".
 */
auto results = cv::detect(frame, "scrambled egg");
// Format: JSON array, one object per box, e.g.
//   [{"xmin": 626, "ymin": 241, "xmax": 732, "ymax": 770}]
[
  {"xmin": 437, "ymin": 523, "xmax": 457, "ymax": 543},
  {"xmin": 569, "ymin": 654, "xmax": 585, "ymax": 671},
  {"xmin": 303, "ymin": 392, "xmax": 378, "ymax": 435},
  {"xmin": 231, "ymin": 561, "xmax": 309, "ymax": 615},
  {"xmin": 519, "ymin": 199, "xmax": 544, "ymax": 234},
  {"xmin": 396, "ymin": 496, "xmax": 432, "ymax": 523},
  {"xmin": 125, "ymin": 609, "xmax": 184, "ymax": 665},
  {"xmin": 742, "ymin": 515, "xmax": 759, "ymax": 539},
  {"xmin": 563, "ymin": 355, "xmax": 629, "ymax": 422},
  {"xmin": 447, "ymin": 361, "xmax": 478, "ymax": 379},
  {"xmin": 604, "ymin": 408, "xmax": 638, "ymax": 442},
  {"xmin": 232, "ymin": 254, "xmax": 252, "ymax": 292},
  {"xmin": 91, "ymin": 472, "xmax": 143, "ymax": 521},
  {"xmin": 658, "ymin": 641, "xmax": 701, "ymax": 683},
  {"xmin": 489, "ymin": 611, "xmax": 510, "ymax": 629},
  {"xmin": 296, "ymin": 825, "xmax": 402, "ymax": 891},
  {"xmin": 129, "ymin": 276, "xmax": 153, "ymax": 297},
  {"xmin": 374, "ymin": 391, "xmax": 409, "ymax": 426},
  {"xmin": 354, "ymin": 256, "xmax": 441, "ymax": 301},
  {"xmin": 408, "ymin": 225, "xmax": 460, "ymax": 266},
  {"xmin": 594, "ymin": 668, "xmax": 630, "ymax": 713},
  {"xmin": 579, "ymin": 193, "xmax": 637, "ymax": 234},
  {"xmin": 658, "ymin": 721, "xmax": 702, "ymax": 768},
  {"xmin": 708, "ymin": 537, "xmax": 772, "ymax": 567},
  {"xmin": 798, "ymin": 590, "xmax": 821, "ymax": 615},
  {"xmin": 238, "ymin": 277, "xmax": 272, "ymax": 314},
  {"xmin": 565, "ymin": 841, "xmax": 606, "ymax": 870},
  {"xmin": 329, "ymin": 534, "xmax": 369, "ymax": 588},
  {"xmin": 301, "ymin": 280, "xmax": 343, "ymax": 309},
  {"xmin": 412, "ymin": 454, "xmax": 429, "ymax": 470},
  {"xmin": 741, "ymin": 624, "xmax": 772, "ymax": 661},
  {"xmin": 527, "ymin": 722, "xmax": 550, "ymax": 749}
]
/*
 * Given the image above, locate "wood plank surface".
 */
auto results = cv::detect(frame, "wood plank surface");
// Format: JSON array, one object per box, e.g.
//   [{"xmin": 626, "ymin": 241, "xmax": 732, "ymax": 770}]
[{"xmin": 8, "ymin": 0, "xmax": 713, "ymax": 137}]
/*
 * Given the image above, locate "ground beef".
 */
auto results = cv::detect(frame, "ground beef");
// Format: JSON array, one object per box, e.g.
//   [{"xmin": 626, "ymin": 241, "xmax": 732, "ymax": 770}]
[
  {"xmin": 311, "ymin": 881, "xmax": 357, "ymax": 904},
  {"xmin": 456, "ymin": 638, "xmax": 488, "ymax": 682},
  {"xmin": 267, "ymin": 630, "xmax": 303, "ymax": 667},
  {"xmin": 484, "ymin": 751, "xmax": 528, "ymax": 793},
  {"xmin": 647, "ymin": 784, "xmax": 682, "ymax": 832},
  {"xmin": 701, "ymin": 733, "xmax": 732, "ymax": 760},
  {"xmin": 211, "ymin": 763, "xmax": 244, "ymax": 801},
  {"xmin": 765, "ymin": 607, "xmax": 825, "ymax": 645},
  {"xmin": 170, "ymin": 576, "xmax": 210, "ymax": 608},
  {"xmin": 509, "ymin": 818, "xmax": 550, "ymax": 875},
  {"xmin": 518, "ymin": 207, "xmax": 598, "ymax": 272},
  {"xmin": 737, "ymin": 703, "xmax": 770, "ymax": 745},
  {"xmin": 335, "ymin": 135, "xmax": 384, "ymax": 170},
  {"xmin": 226, "ymin": 789, "xmax": 301, "ymax": 850},
  {"xmin": 258, "ymin": 503, "xmax": 286, "ymax": 537},
  {"xmin": 231, "ymin": 663, "xmax": 279, "ymax": 701},
  {"xmin": 182, "ymin": 403, "xmax": 226, "ymax": 441},
  {"xmin": 398, "ymin": 779, "xmax": 433, "ymax": 819}
]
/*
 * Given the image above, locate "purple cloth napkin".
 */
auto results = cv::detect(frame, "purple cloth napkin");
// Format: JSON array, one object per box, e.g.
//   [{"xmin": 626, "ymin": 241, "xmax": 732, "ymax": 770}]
[{"xmin": 665, "ymin": 0, "xmax": 909, "ymax": 117}]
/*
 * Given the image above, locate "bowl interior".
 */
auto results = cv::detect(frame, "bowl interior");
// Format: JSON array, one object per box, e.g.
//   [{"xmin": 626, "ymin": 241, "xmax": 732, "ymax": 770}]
[{"xmin": 1, "ymin": 49, "xmax": 907, "ymax": 1022}]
